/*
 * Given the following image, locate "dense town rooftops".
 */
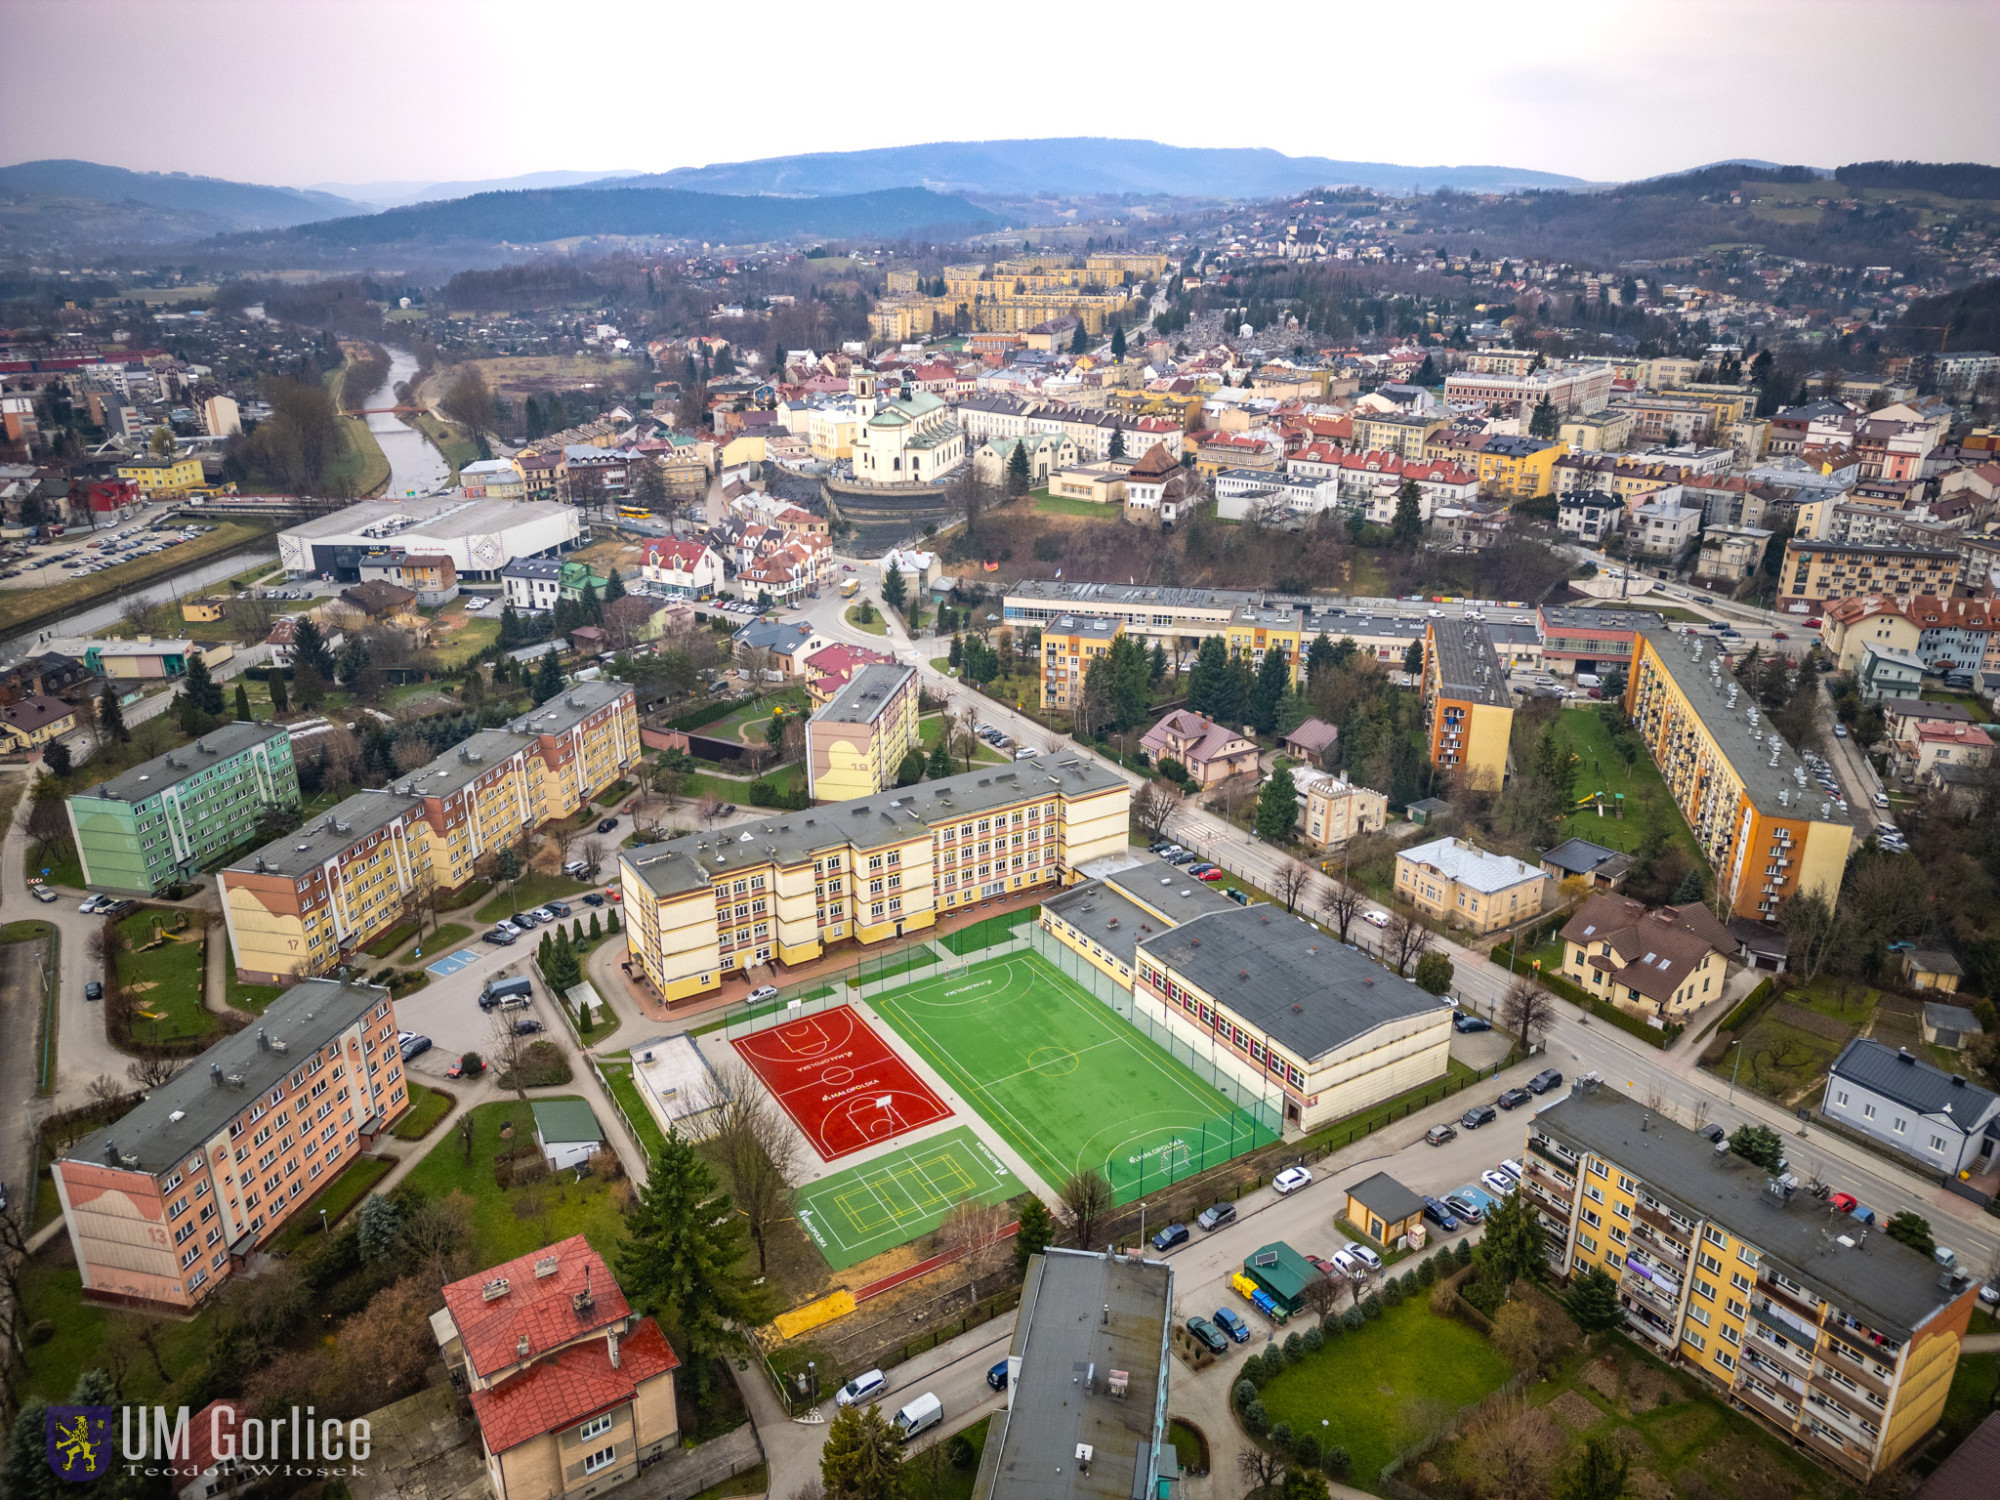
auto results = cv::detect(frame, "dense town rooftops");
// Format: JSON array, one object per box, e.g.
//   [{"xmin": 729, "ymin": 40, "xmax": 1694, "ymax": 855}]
[
  {"xmin": 623, "ymin": 757, "xmax": 1126, "ymax": 898},
  {"xmin": 1537, "ymin": 1085, "xmax": 1967, "ymax": 1341},
  {"xmin": 77, "ymin": 721, "xmax": 289, "ymax": 805},
  {"xmin": 64, "ymin": 979, "xmax": 385, "ymax": 1175},
  {"xmin": 1136, "ymin": 906, "xmax": 1443, "ymax": 1062}
]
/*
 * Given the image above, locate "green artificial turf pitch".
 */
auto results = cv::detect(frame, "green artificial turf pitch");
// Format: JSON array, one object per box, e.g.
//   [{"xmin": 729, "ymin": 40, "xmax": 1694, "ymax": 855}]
[{"xmin": 868, "ymin": 951, "xmax": 1277, "ymax": 1204}]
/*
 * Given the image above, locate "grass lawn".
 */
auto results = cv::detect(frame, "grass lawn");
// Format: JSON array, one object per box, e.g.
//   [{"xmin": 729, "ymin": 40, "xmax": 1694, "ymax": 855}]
[
  {"xmin": 845, "ymin": 604, "xmax": 889, "ymax": 635},
  {"xmin": 476, "ymin": 873, "xmax": 595, "ymax": 923},
  {"xmin": 16, "ymin": 1254, "xmax": 217, "ymax": 1403},
  {"xmin": 598, "ymin": 1059, "xmax": 670, "ymax": 1160},
  {"xmin": 1710, "ymin": 975, "xmax": 1873, "ymax": 1103},
  {"xmin": 29, "ymin": 832, "xmax": 85, "ymax": 892},
  {"xmin": 426, "ymin": 615, "xmax": 501, "ymax": 668},
  {"xmin": 392, "ymin": 1083, "xmax": 455, "ymax": 1140},
  {"xmin": 1029, "ymin": 489, "xmax": 1117, "ymax": 518},
  {"xmin": 1920, "ymin": 690, "xmax": 1993, "ymax": 723},
  {"xmin": 1426, "ymin": 1330, "xmax": 1861, "ymax": 1500},
  {"xmin": 328, "ymin": 414, "xmax": 390, "ymax": 496},
  {"xmin": 1257, "ymin": 1296, "xmax": 1512, "ymax": 1484},
  {"xmin": 116, "ymin": 909, "xmax": 216, "ymax": 1043},
  {"xmin": 362, "ymin": 920, "xmax": 420, "ymax": 959},
  {"xmin": 400, "ymin": 1098, "xmax": 631, "ymax": 1265},
  {"xmin": 919, "ymin": 713, "xmax": 1007, "ymax": 764},
  {"xmin": 704, "ymin": 688, "xmax": 808, "ymax": 738},
  {"xmin": 1934, "ymin": 1349, "xmax": 1999, "ymax": 1459},
  {"xmin": 1547, "ymin": 707, "xmax": 1701, "ymax": 864},
  {"xmin": 270, "ymin": 1153, "xmax": 396, "ymax": 1254},
  {"xmin": 0, "ymin": 520, "xmax": 275, "ymax": 638},
  {"xmin": 224, "ymin": 959, "xmax": 288, "ymax": 1014}
]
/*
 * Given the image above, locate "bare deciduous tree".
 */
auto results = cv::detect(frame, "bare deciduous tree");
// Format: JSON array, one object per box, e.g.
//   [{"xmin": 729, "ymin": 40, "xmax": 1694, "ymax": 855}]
[
  {"xmin": 698, "ymin": 794, "xmax": 726, "ymax": 832},
  {"xmin": 1384, "ymin": 913, "xmax": 1431, "ymax": 976},
  {"xmin": 1059, "ymin": 1168, "xmax": 1114, "ymax": 1251},
  {"xmin": 938, "ymin": 1196, "xmax": 1011, "ymax": 1309},
  {"xmin": 1301, "ymin": 1268, "xmax": 1344, "ymax": 1326},
  {"xmin": 1273, "ymin": 858, "xmax": 1313, "ymax": 914},
  {"xmin": 578, "ymin": 837, "xmax": 607, "ymax": 881},
  {"xmin": 700, "ymin": 1062, "xmax": 803, "ymax": 1274},
  {"xmin": 1131, "ymin": 781, "xmax": 1178, "ymax": 844},
  {"xmin": 490, "ymin": 1011, "xmax": 531, "ymax": 1101},
  {"xmin": 1322, "ymin": 882, "xmax": 1364, "ymax": 942},
  {"xmin": 1237, "ymin": 1445, "xmax": 1286, "ymax": 1496},
  {"xmin": 1502, "ymin": 978, "xmax": 1556, "ymax": 1051},
  {"xmin": 127, "ymin": 1054, "xmax": 182, "ymax": 1091}
]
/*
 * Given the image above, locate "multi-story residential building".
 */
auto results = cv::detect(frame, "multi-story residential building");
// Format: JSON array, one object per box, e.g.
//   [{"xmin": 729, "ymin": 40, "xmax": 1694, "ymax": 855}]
[
  {"xmin": 52, "ymin": 979, "xmax": 410, "ymax": 1310},
  {"xmin": 804, "ymin": 663, "xmax": 920, "ymax": 802},
  {"xmin": 114, "ymin": 454, "xmax": 205, "ymax": 497},
  {"xmin": 434, "ymin": 1235, "xmax": 681, "ymax": 1500},
  {"xmin": 460, "ymin": 458, "xmax": 527, "ymax": 501},
  {"xmin": 1476, "ymin": 435, "xmax": 1564, "ymax": 500},
  {"xmin": 1891, "ymin": 719, "xmax": 1993, "ymax": 783},
  {"xmin": 1422, "ymin": 619, "xmax": 1513, "ymax": 790},
  {"xmin": 1349, "ymin": 411, "xmax": 1446, "ymax": 461},
  {"xmin": 1557, "ymin": 893, "xmax": 1733, "ymax": 1022},
  {"xmin": 637, "ymin": 537, "xmax": 725, "ymax": 599},
  {"xmin": 503, "ymin": 557, "xmax": 563, "ymax": 611},
  {"xmin": 1695, "ymin": 526, "xmax": 1775, "ymax": 584},
  {"xmin": 1444, "ymin": 363, "xmax": 1613, "ymax": 415},
  {"xmin": 619, "ymin": 757, "xmax": 1129, "ymax": 1002},
  {"xmin": 1630, "ymin": 500, "xmax": 1702, "ymax": 562},
  {"xmin": 1395, "ymin": 836, "xmax": 1544, "ymax": 933},
  {"xmin": 1138, "ymin": 710, "xmax": 1258, "ymax": 789},
  {"xmin": 1558, "ymin": 490, "xmax": 1625, "ymax": 546},
  {"xmin": 1615, "ymin": 394, "xmax": 1718, "ymax": 446},
  {"xmin": 1822, "ymin": 1039, "xmax": 2000, "ymax": 1177},
  {"xmin": 1300, "ymin": 775, "xmax": 1388, "ymax": 849},
  {"xmin": 201, "ymin": 395, "xmax": 241, "ymax": 438},
  {"xmin": 1623, "ymin": 629, "xmax": 1851, "ymax": 919},
  {"xmin": 220, "ymin": 682, "xmax": 639, "ymax": 982},
  {"xmin": 68, "ymin": 723, "xmax": 299, "ymax": 895},
  {"xmin": 1527, "ymin": 1080, "xmax": 1983, "ymax": 1480},
  {"xmin": 357, "ymin": 550, "xmax": 459, "ymax": 605},
  {"xmin": 0, "ymin": 694, "xmax": 77, "ymax": 752},
  {"xmin": 1040, "ymin": 615, "xmax": 1122, "ymax": 713},
  {"xmin": 1560, "ymin": 409, "xmax": 1634, "ymax": 452},
  {"xmin": 1779, "ymin": 540, "xmax": 1962, "ymax": 606}
]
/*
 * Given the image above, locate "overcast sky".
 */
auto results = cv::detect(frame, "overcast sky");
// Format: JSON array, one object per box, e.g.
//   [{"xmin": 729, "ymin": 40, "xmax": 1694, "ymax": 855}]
[{"xmin": 6, "ymin": 0, "xmax": 1996, "ymax": 191}]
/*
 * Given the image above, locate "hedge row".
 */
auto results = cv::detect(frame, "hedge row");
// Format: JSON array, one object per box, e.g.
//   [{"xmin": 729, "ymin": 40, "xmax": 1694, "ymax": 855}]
[
  {"xmin": 666, "ymin": 694, "xmax": 773, "ymax": 732},
  {"xmin": 1717, "ymin": 977, "xmax": 1776, "ymax": 1036},
  {"xmin": 1537, "ymin": 966, "xmax": 1682, "ymax": 1048}
]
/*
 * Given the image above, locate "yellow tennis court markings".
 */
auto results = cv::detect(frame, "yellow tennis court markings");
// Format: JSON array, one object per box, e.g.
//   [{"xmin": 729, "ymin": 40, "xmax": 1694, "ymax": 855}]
[{"xmin": 830, "ymin": 1150, "xmax": 980, "ymax": 1234}]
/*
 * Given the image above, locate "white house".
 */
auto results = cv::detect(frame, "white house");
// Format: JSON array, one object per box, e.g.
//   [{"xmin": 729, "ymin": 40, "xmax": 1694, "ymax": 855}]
[
  {"xmin": 530, "ymin": 1099, "xmax": 605, "ymax": 1172},
  {"xmin": 501, "ymin": 557, "xmax": 562, "ymax": 611},
  {"xmin": 1822, "ymin": 1038, "xmax": 2000, "ymax": 1177},
  {"xmin": 639, "ymin": 537, "xmax": 726, "ymax": 598}
]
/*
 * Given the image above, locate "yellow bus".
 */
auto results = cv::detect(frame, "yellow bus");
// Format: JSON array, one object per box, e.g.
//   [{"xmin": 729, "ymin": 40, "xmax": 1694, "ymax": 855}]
[{"xmin": 617, "ymin": 505, "xmax": 651, "ymax": 521}]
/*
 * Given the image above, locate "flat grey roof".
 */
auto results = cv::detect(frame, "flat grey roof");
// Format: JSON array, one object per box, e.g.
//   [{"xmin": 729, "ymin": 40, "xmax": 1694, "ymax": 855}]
[
  {"xmin": 1536, "ymin": 1085, "xmax": 1959, "ymax": 1341},
  {"xmin": 816, "ymin": 663, "xmax": 915, "ymax": 727},
  {"xmin": 624, "ymin": 755, "xmax": 1127, "ymax": 898},
  {"xmin": 1540, "ymin": 606, "xmax": 1663, "ymax": 633},
  {"xmin": 989, "ymin": 1249, "xmax": 1171, "ymax": 1500},
  {"xmin": 1639, "ymin": 628, "xmax": 1853, "ymax": 827},
  {"xmin": 1430, "ymin": 620, "xmax": 1509, "ymax": 705},
  {"xmin": 279, "ymin": 495, "xmax": 555, "ymax": 544},
  {"xmin": 232, "ymin": 789, "xmax": 418, "ymax": 878},
  {"xmin": 1135, "ymin": 907, "xmax": 1444, "ymax": 1063},
  {"xmin": 74, "ymin": 722, "xmax": 289, "ymax": 806},
  {"xmin": 1043, "ymin": 861, "xmax": 1239, "ymax": 970},
  {"xmin": 65, "ymin": 980, "xmax": 385, "ymax": 1176}
]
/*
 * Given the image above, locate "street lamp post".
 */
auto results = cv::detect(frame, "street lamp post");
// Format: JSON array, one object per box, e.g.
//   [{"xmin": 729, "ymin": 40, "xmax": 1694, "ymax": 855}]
[
  {"xmin": 319, "ymin": 1209, "xmax": 329, "ymax": 1237},
  {"xmin": 1727, "ymin": 1039, "xmax": 1744, "ymax": 1102}
]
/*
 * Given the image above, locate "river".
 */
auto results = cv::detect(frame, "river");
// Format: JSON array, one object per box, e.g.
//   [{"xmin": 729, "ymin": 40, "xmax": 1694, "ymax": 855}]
[{"xmin": 365, "ymin": 345, "xmax": 452, "ymax": 498}]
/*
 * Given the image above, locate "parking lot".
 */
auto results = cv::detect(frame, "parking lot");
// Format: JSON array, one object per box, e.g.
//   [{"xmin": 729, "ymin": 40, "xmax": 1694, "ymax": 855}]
[{"xmin": 0, "ymin": 516, "xmax": 224, "ymax": 587}]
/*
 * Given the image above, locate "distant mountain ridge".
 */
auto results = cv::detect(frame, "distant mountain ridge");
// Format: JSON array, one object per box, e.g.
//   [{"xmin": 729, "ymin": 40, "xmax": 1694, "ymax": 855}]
[
  {"xmin": 0, "ymin": 158, "xmax": 361, "ymax": 227},
  {"xmin": 306, "ymin": 169, "xmax": 644, "ymax": 208},
  {"xmin": 237, "ymin": 184, "xmax": 997, "ymax": 249},
  {"xmin": 598, "ymin": 137, "xmax": 1594, "ymax": 199}
]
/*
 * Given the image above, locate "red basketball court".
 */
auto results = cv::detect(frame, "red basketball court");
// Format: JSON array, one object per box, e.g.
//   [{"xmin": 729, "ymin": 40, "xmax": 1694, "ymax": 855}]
[{"xmin": 732, "ymin": 1005, "xmax": 952, "ymax": 1161}]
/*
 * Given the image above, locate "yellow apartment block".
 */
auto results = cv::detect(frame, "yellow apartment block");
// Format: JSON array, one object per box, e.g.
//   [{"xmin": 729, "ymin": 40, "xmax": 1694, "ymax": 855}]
[
  {"xmin": 1423, "ymin": 619, "xmax": 1514, "ymax": 791},
  {"xmin": 1040, "ymin": 614, "xmax": 1122, "ymax": 713},
  {"xmin": 219, "ymin": 681, "xmax": 640, "ymax": 983},
  {"xmin": 1529, "ymin": 1082, "xmax": 1980, "ymax": 1481},
  {"xmin": 804, "ymin": 663, "xmax": 920, "ymax": 802},
  {"xmin": 619, "ymin": 758, "xmax": 1130, "ymax": 1003},
  {"xmin": 1395, "ymin": 836, "xmax": 1544, "ymax": 934},
  {"xmin": 1624, "ymin": 630, "xmax": 1851, "ymax": 919}
]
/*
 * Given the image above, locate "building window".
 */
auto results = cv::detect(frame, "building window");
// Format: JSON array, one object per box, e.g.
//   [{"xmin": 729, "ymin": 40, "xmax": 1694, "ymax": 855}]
[
  {"xmin": 583, "ymin": 1445, "xmax": 618, "ymax": 1475},
  {"xmin": 578, "ymin": 1415, "xmax": 613, "ymax": 1442}
]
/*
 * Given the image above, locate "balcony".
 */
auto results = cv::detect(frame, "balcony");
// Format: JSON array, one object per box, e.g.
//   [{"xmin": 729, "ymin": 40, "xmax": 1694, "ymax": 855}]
[
  {"xmin": 1809, "ymin": 1367, "xmax": 1887, "ymax": 1423},
  {"xmin": 1733, "ymin": 1379, "xmax": 1802, "ymax": 1433},
  {"xmin": 1741, "ymin": 1347, "xmax": 1806, "ymax": 1398},
  {"xmin": 1750, "ymin": 1296, "xmax": 1819, "ymax": 1347},
  {"xmin": 1527, "ymin": 1135, "xmax": 1578, "ymax": 1170},
  {"xmin": 1746, "ymin": 1322, "xmax": 1814, "ymax": 1373},
  {"xmin": 1630, "ymin": 1222, "xmax": 1688, "ymax": 1270},
  {"xmin": 1821, "ymin": 1317, "xmax": 1902, "ymax": 1364},
  {"xmin": 1620, "ymin": 1268, "xmax": 1679, "ymax": 1317},
  {"xmin": 1757, "ymin": 1274, "xmax": 1822, "ymax": 1326},
  {"xmin": 1798, "ymin": 1422, "xmax": 1874, "ymax": 1479},
  {"xmin": 1526, "ymin": 1157, "xmax": 1576, "ymax": 1195},
  {"xmin": 1819, "ymin": 1342, "xmax": 1894, "ymax": 1398},
  {"xmin": 1622, "ymin": 1299, "xmax": 1676, "ymax": 1349}
]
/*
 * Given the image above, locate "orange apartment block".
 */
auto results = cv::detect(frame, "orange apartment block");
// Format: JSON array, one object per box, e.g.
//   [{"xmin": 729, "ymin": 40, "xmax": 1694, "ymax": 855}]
[
  {"xmin": 53, "ymin": 979, "xmax": 409, "ymax": 1310},
  {"xmin": 220, "ymin": 680, "xmax": 640, "ymax": 983}
]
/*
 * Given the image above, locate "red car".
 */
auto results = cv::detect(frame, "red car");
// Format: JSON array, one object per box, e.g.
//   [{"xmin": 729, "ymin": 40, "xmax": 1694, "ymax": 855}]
[
  {"xmin": 1196, "ymin": 868, "xmax": 1224, "ymax": 883},
  {"xmin": 1771, "ymin": 629, "xmax": 1788, "ymax": 641},
  {"xmin": 1828, "ymin": 1192, "xmax": 1858, "ymax": 1213},
  {"xmin": 1805, "ymin": 617, "xmax": 1822, "ymax": 628}
]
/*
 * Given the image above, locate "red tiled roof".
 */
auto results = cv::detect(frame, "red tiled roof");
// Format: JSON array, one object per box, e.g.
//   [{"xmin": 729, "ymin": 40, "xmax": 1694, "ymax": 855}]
[
  {"xmin": 443, "ymin": 1235, "xmax": 631, "ymax": 1379},
  {"xmin": 807, "ymin": 643, "xmax": 896, "ymax": 687},
  {"xmin": 470, "ymin": 1317, "xmax": 680, "ymax": 1454},
  {"xmin": 175, "ymin": 1399, "xmax": 242, "ymax": 1479}
]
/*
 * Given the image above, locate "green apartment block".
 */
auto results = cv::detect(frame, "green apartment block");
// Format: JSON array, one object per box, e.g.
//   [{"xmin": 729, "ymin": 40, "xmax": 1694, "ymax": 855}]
[{"xmin": 66, "ymin": 723, "xmax": 299, "ymax": 894}]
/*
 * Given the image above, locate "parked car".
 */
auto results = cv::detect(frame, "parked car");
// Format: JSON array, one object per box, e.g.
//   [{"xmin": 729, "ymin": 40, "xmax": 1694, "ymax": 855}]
[
  {"xmin": 482, "ymin": 927, "xmax": 518, "ymax": 946},
  {"xmin": 79, "ymin": 894, "xmax": 108, "ymax": 914},
  {"xmin": 1980, "ymin": 1282, "xmax": 2000, "ymax": 1307},
  {"xmin": 1697, "ymin": 1124, "xmax": 1726, "ymax": 1145},
  {"xmin": 510, "ymin": 911, "xmax": 540, "ymax": 929},
  {"xmin": 1444, "ymin": 1194, "xmax": 1484, "ymax": 1224},
  {"xmin": 597, "ymin": 818, "xmax": 619, "ymax": 833},
  {"xmin": 1197, "ymin": 1202, "xmax": 1237, "ymax": 1232},
  {"xmin": 1151, "ymin": 1223, "xmax": 1190, "ymax": 1252},
  {"xmin": 1330, "ymin": 1249, "xmax": 1365, "ymax": 1277},
  {"xmin": 1481, "ymin": 1169, "xmax": 1517, "ymax": 1197},
  {"xmin": 1425, "ymin": 1123, "xmax": 1457, "ymax": 1146},
  {"xmin": 1422, "ymin": 1196, "xmax": 1460, "ymax": 1232},
  {"xmin": 986, "ymin": 1359, "xmax": 1010, "ymax": 1391},
  {"xmin": 512, "ymin": 1018, "xmax": 545, "ymax": 1036},
  {"xmin": 1195, "ymin": 868, "xmax": 1224, "ymax": 883},
  {"xmin": 1213, "ymin": 1307, "xmax": 1252, "ymax": 1343},
  {"xmin": 1452, "ymin": 1012, "xmax": 1492, "ymax": 1033},
  {"xmin": 1833, "ymin": 724, "xmax": 1849, "ymax": 739},
  {"xmin": 400, "ymin": 1034, "xmax": 432, "ymax": 1060},
  {"xmin": 84, "ymin": 981, "xmax": 103, "ymax": 1001},
  {"xmin": 582, "ymin": 893, "xmax": 605, "ymax": 907},
  {"xmin": 1273, "ymin": 1166, "xmax": 1313, "ymax": 1195},
  {"xmin": 1827, "ymin": 1192, "xmax": 1858, "ymax": 1213},
  {"xmin": 1460, "ymin": 1103, "xmax": 1498, "ymax": 1129},
  {"xmin": 446, "ymin": 1058, "xmax": 471, "ymax": 1079},
  {"xmin": 1496, "ymin": 1087, "xmax": 1533, "ymax": 1110},
  {"xmin": 1528, "ymin": 1068, "xmax": 1564, "ymax": 1094},
  {"xmin": 1362, "ymin": 909, "xmax": 1391, "ymax": 928},
  {"xmin": 101, "ymin": 899, "xmax": 135, "ymax": 917},
  {"xmin": 1186, "ymin": 1317, "xmax": 1229, "ymax": 1355},
  {"xmin": 27, "ymin": 883, "xmax": 55, "ymax": 903},
  {"xmin": 544, "ymin": 900, "xmax": 571, "ymax": 919},
  {"xmin": 1345, "ymin": 1242, "xmax": 1383, "ymax": 1272},
  {"xmin": 748, "ymin": 985, "xmax": 779, "ymax": 1004},
  {"xmin": 1498, "ymin": 1158, "xmax": 1524, "ymax": 1181},
  {"xmin": 836, "ymin": 1370, "xmax": 887, "ymax": 1408},
  {"xmin": 529, "ymin": 906, "xmax": 559, "ymax": 924}
]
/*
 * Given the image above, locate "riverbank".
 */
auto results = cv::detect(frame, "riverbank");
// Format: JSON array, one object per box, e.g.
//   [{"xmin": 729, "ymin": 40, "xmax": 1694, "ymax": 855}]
[
  {"xmin": 327, "ymin": 355, "xmax": 391, "ymax": 497},
  {"xmin": 0, "ymin": 521, "xmax": 276, "ymax": 640},
  {"xmin": 366, "ymin": 346, "xmax": 452, "ymax": 497}
]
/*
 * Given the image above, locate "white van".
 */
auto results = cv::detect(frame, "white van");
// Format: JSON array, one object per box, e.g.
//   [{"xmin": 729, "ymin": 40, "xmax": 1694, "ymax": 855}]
[
  {"xmin": 836, "ymin": 1369, "xmax": 887, "ymax": 1408},
  {"xmin": 1575, "ymin": 672, "xmax": 1602, "ymax": 689},
  {"xmin": 892, "ymin": 1393, "xmax": 943, "ymax": 1442}
]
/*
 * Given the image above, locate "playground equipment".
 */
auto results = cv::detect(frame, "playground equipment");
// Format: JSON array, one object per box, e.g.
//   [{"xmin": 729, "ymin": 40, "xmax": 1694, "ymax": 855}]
[{"xmin": 1574, "ymin": 791, "xmax": 1626, "ymax": 818}]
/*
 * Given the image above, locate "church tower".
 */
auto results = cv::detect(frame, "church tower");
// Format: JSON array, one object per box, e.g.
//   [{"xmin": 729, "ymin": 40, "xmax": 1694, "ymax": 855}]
[{"xmin": 851, "ymin": 369, "xmax": 878, "ymax": 420}]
